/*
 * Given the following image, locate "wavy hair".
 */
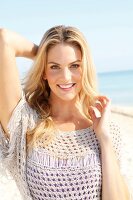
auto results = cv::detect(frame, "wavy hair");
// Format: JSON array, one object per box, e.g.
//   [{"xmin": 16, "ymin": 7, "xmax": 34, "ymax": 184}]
[{"xmin": 23, "ymin": 25, "xmax": 98, "ymax": 150}]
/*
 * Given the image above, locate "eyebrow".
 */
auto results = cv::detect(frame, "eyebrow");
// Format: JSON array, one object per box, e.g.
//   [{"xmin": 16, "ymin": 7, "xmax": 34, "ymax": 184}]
[{"xmin": 47, "ymin": 60, "xmax": 81, "ymax": 65}]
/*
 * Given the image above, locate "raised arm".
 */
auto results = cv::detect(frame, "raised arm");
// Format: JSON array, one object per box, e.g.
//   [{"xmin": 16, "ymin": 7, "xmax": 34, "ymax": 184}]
[{"xmin": 0, "ymin": 28, "xmax": 38, "ymax": 136}]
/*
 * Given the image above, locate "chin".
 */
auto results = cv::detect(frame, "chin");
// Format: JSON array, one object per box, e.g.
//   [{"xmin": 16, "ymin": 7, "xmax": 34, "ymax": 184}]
[
  {"xmin": 58, "ymin": 94, "xmax": 78, "ymax": 101},
  {"xmin": 50, "ymin": 90, "xmax": 79, "ymax": 102}
]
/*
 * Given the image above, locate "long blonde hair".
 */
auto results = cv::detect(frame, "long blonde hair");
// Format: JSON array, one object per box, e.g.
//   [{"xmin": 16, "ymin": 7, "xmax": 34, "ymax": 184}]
[{"xmin": 23, "ymin": 25, "xmax": 98, "ymax": 150}]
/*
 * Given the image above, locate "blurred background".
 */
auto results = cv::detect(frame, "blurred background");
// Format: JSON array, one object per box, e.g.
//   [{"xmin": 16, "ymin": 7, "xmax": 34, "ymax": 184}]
[{"xmin": 0, "ymin": 0, "xmax": 133, "ymax": 199}]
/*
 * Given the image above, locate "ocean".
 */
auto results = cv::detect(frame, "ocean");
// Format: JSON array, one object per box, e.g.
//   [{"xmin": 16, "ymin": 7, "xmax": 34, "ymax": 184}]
[
  {"xmin": 98, "ymin": 70, "xmax": 133, "ymax": 106},
  {"xmin": 21, "ymin": 69, "xmax": 133, "ymax": 107}
]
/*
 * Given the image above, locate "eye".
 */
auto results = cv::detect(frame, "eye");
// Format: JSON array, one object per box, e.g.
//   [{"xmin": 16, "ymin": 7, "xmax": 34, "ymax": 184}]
[
  {"xmin": 70, "ymin": 64, "xmax": 80, "ymax": 68},
  {"xmin": 50, "ymin": 65, "xmax": 60, "ymax": 69}
]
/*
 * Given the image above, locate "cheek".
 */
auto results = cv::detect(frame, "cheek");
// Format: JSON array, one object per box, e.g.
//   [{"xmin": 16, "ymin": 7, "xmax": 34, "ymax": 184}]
[
  {"xmin": 74, "ymin": 70, "xmax": 82, "ymax": 81},
  {"xmin": 46, "ymin": 71, "xmax": 59, "ymax": 84}
]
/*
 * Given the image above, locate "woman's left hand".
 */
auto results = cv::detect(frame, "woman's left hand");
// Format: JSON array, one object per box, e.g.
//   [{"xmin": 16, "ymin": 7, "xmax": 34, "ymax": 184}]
[{"xmin": 89, "ymin": 96, "xmax": 111, "ymax": 143}]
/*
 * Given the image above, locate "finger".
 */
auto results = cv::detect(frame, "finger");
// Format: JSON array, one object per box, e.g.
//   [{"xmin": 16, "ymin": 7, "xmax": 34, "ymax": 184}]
[
  {"xmin": 104, "ymin": 98, "xmax": 111, "ymax": 111},
  {"xmin": 89, "ymin": 106, "xmax": 101, "ymax": 119},
  {"xmin": 95, "ymin": 96, "xmax": 109, "ymax": 102},
  {"xmin": 88, "ymin": 106, "xmax": 96, "ymax": 121},
  {"xmin": 95, "ymin": 96, "xmax": 110, "ymax": 108},
  {"xmin": 95, "ymin": 101, "xmax": 103, "ymax": 113},
  {"xmin": 96, "ymin": 95, "xmax": 110, "ymax": 101}
]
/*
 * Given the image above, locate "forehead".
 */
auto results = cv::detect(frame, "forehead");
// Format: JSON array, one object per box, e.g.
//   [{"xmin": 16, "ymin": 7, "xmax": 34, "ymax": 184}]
[{"xmin": 47, "ymin": 43, "xmax": 82, "ymax": 64}]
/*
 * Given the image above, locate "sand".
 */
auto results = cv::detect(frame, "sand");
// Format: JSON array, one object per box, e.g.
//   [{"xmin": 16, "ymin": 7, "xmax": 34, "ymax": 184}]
[
  {"xmin": 0, "ymin": 106, "xmax": 133, "ymax": 200},
  {"xmin": 111, "ymin": 107, "xmax": 133, "ymax": 198}
]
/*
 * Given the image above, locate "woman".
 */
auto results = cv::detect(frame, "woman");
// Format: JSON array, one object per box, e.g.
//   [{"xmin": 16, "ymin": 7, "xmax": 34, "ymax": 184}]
[{"xmin": 0, "ymin": 25, "xmax": 130, "ymax": 199}]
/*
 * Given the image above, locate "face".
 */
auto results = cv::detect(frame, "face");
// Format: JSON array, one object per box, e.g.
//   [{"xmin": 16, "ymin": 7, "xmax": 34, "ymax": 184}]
[{"xmin": 44, "ymin": 43, "xmax": 82, "ymax": 102}]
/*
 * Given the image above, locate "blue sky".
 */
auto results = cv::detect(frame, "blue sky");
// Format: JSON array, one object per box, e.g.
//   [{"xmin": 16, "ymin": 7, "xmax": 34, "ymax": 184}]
[{"xmin": 0, "ymin": 0, "xmax": 133, "ymax": 76}]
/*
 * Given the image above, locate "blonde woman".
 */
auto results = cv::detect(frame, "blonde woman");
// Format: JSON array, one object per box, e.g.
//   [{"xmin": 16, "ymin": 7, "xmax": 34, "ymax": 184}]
[{"xmin": 0, "ymin": 26, "xmax": 130, "ymax": 199}]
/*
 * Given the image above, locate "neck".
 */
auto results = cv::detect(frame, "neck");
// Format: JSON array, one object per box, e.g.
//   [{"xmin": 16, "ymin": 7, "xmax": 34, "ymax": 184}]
[
  {"xmin": 49, "ymin": 95, "xmax": 83, "ymax": 121},
  {"xmin": 48, "ymin": 94, "xmax": 92, "ymax": 132}
]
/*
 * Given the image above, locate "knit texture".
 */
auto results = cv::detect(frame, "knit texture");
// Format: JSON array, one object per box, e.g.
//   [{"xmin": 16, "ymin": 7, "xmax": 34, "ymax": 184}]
[{"xmin": 0, "ymin": 91, "xmax": 123, "ymax": 200}]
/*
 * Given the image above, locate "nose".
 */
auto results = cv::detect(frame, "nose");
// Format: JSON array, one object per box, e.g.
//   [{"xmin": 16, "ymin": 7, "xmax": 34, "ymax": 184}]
[{"xmin": 61, "ymin": 67, "xmax": 72, "ymax": 81}]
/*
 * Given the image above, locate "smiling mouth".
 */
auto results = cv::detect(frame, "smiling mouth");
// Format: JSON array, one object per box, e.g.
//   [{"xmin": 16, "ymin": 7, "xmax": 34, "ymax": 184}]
[{"xmin": 57, "ymin": 83, "xmax": 76, "ymax": 90}]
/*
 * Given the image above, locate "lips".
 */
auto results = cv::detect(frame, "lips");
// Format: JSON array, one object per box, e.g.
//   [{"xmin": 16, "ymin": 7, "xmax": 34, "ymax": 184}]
[{"xmin": 57, "ymin": 83, "xmax": 76, "ymax": 89}]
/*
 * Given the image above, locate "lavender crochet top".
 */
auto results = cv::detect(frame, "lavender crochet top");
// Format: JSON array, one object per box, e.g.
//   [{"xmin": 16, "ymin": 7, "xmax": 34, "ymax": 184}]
[{"xmin": 0, "ymin": 91, "xmax": 123, "ymax": 200}]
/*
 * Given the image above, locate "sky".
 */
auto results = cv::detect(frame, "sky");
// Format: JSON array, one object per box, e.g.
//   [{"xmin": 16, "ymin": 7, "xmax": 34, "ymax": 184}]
[{"xmin": 0, "ymin": 0, "xmax": 133, "ymax": 77}]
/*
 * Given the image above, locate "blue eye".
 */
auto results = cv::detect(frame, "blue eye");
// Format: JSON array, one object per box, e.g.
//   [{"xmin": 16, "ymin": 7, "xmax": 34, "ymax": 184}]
[
  {"xmin": 50, "ymin": 65, "xmax": 60, "ymax": 69},
  {"xmin": 71, "ymin": 64, "xmax": 80, "ymax": 68}
]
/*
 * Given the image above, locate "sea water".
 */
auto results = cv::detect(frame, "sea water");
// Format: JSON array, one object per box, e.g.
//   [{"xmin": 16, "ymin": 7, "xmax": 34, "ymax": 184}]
[
  {"xmin": 98, "ymin": 70, "xmax": 133, "ymax": 106},
  {"xmin": 21, "ymin": 69, "xmax": 133, "ymax": 106}
]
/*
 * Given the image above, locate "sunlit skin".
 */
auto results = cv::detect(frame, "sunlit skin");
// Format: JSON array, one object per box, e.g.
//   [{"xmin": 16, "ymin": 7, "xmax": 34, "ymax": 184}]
[
  {"xmin": 44, "ymin": 43, "xmax": 82, "ymax": 103},
  {"xmin": 44, "ymin": 43, "xmax": 111, "ymax": 138},
  {"xmin": 43, "ymin": 43, "xmax": 91, "ymax": 129},
  {"xmin": 42, "ymin": 43, "xmax": 129, "ymax": 199},
  {"xmin": 0, "ymin": 27, "xmax": 130, "ymax": 200}
]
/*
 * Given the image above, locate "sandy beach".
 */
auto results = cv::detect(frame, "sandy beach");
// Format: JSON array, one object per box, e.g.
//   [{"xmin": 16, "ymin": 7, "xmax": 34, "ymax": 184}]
[
  {"xmin": 0, "ymin": 106, "xmax": 133, "ymax": 200},
  {"xmin": 111, "ymin": 106, "xmax": 133, "ymax": 199}
]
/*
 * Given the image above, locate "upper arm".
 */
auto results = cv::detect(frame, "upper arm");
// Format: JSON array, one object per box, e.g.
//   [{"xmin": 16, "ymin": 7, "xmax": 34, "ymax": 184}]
[{"xmin": 0, "ymin": 29, "xmax": 22, "ymax": 133}]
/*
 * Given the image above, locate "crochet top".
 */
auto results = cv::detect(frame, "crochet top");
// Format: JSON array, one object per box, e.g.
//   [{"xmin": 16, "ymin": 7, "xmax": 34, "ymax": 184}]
[{"xmin": 0, "ymin": 91, "xmax": 123, "ymax": 200}]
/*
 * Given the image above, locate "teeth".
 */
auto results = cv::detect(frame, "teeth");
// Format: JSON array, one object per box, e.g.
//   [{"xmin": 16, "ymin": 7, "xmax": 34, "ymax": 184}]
[{"xmin": 58, "ymin": 83, "xmax": 74, "ymax": 89}]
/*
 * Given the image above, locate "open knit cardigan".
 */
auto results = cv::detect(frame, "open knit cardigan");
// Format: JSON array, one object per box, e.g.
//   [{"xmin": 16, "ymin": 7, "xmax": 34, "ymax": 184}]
[{"xmin": 0, "ymin": 91, "xmax": 127, "ymax": 200}]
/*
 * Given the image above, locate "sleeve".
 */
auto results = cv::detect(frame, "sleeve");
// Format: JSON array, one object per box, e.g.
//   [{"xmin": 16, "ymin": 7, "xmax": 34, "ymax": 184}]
[
  {"xmin": 0, "ymin": 90, "xmax": 37, "ymax": 177},
  {"xmin": 109, "ymin": 121, "xmax": 122, "ymax": 162},
  {"xmin": 110, "ymin": 121, "xmax": 133, "ymax": 199}
]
